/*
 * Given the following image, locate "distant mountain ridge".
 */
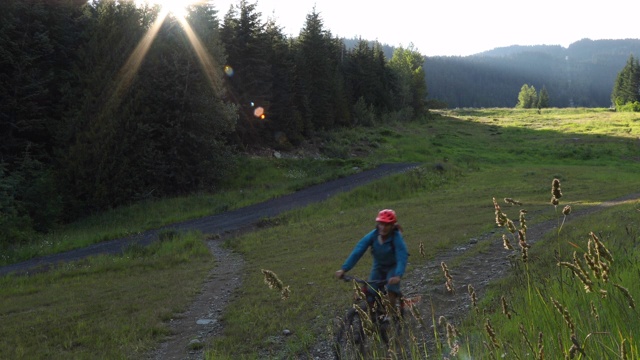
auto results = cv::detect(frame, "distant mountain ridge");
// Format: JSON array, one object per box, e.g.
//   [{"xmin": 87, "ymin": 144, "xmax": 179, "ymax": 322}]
[{"xmin": 425, "ymin": 38, "xmax": 640, "ymax": 108}]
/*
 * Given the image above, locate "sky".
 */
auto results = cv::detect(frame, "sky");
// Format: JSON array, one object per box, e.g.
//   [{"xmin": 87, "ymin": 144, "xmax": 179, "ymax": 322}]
[{"xmin": 210, "ymin": 0, "xmax": 639, "ymax": 57}]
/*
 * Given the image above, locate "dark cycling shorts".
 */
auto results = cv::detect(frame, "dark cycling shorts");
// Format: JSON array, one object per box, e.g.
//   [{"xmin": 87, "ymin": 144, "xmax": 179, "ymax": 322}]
[{"xmin": 369, "ymin": 265, "xmax": 401, "ymax": 295}]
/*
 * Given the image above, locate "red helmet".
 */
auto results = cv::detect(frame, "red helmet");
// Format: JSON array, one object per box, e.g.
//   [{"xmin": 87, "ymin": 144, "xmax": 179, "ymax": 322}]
[{"xmin": 375, "ymin": 209, "xmax": 397, "ymax": 224}]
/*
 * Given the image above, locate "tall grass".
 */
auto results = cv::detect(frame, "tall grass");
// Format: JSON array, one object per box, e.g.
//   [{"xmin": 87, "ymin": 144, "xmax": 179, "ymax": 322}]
[
  {"xmin": 2, "ymin": 108, "xmax": 640, "ymax": 359},
  {"xmin": 455, "ymin": 183, "xmax": 639, "ymax": 359},
  {"xmin": 0, "ymin": 231, "xmax": 213, "ymax": 359}
]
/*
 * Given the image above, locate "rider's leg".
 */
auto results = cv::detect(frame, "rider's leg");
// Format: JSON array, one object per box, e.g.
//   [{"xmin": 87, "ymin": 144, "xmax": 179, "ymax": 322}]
[{"xmin": 385, "ymin": 271, "xmax": 402, "ymax": 317}]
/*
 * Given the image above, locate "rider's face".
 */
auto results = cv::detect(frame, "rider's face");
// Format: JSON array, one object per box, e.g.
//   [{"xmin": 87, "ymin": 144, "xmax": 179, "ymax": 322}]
[{"xmin": 377, "ymin": 222, "xmax": 393, "ymax": 236}]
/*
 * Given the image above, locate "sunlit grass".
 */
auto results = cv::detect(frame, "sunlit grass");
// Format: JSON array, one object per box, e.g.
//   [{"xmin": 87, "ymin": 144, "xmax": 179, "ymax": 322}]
[
  {"xmin": 3, "ymin": 108, "xmax": 640, "ymax": 358},
  {"xmin": 0, "ymin": 231, "xmax": 212, "ymax": 359},
  {"xmin": 207, "ymin": 162, "xmax": 640, "ymax": 358},
  {"xmin": 458, "ymin": 200, "xmax": 639, "ymax": 359}
]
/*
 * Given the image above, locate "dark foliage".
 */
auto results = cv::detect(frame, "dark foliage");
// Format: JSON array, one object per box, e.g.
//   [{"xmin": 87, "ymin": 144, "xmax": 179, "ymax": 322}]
[
  {"xmin": 426, "ymin": 39, "xmax": 640, "ymax": 108},
  {"xmin": 0, "ymin": 0, "xmax": 428, "ymax": 244}
]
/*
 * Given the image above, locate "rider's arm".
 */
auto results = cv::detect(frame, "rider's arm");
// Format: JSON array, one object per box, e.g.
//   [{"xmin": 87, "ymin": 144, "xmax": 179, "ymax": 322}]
[
  {"xmin": 340, "ymin": 230, "xmax": 376, "ymax": 272},
  {"xmin": 393, "ymin": 231, "xmax": 409, "ymax": 277}
]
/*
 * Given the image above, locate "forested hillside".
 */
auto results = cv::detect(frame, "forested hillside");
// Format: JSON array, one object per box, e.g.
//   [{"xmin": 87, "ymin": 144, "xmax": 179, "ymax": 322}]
[
  {"xmin": 425, "ymin": 38, "xmax": 640, "ymax": 108},
  {"xmin": 0, "ymin": 0, "xmax": 427, "ymax": 244}
]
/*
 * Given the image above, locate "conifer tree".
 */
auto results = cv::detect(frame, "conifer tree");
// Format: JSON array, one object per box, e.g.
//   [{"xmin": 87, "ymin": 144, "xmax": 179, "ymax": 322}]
[
  {"xmin": 220, "ymin": 0, "xmax": 273, "ymax": 144},
  {"xmin": 611, "ymin": 55, "xmax": 640, "ymax": 109},
  {"xmin": 538, "ymin": 85, "xmax": 550, "ymax": 108}
]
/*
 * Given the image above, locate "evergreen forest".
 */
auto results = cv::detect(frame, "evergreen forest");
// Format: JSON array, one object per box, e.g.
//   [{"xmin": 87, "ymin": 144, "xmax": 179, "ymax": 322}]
[
  {"xmin": 426, "ymin": 39, "xmax": 640, "ymax": 108},
  {"xmin": 2, "ymin": 0, "xmax": 639, "ymax": 246}
]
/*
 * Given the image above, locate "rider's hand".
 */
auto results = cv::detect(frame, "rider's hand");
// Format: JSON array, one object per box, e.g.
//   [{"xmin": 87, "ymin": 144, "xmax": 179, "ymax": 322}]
[
  {"xmin": 335, "ymin": 269, "xmax": 345, "ymax": 279},
  {"xmin": 388, "ymin": 276, "xmax": 401, "ymax": 285}
]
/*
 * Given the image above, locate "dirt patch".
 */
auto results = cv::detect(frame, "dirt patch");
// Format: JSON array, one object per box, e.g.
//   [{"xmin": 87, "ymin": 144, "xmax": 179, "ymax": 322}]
[
  {"xmin": 303, "ymin": 192, "xmax": 640, "ymax": 359},
  {"xmin": 2, "ymin": 164, "xmax": 638, "ymax": 359},
  {"xmin": 147, "ymin": 237, "xmax": 245, "ymax": 360}
]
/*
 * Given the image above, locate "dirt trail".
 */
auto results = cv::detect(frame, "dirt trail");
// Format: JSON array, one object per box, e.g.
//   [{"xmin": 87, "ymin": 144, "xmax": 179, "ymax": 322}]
[
  {"xmin": 0, "ymin": 163, "xmax": 419, "ymax": 277},
  {"xmin": 2, "ymin": 163, "xmax": 638, "ymax": 359},
  {"xmin": 306, "ymin": 192, "xmax": 640, "ymax": 359}
]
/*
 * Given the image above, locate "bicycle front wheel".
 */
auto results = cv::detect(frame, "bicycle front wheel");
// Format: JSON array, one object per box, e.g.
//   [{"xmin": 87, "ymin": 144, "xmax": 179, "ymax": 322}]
[{"xmin": 333, "ymin": 307, "xmax": 366, "ymax": 360}]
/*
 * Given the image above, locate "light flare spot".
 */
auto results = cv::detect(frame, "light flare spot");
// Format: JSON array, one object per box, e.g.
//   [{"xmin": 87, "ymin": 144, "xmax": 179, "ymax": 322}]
[
  {"xmin": 253, "ymin": 107, "xmax": 265, "ymax": 118},
  {"xmin": 224, "ymin": 65, "xmax": 234, "ymax": 77}
]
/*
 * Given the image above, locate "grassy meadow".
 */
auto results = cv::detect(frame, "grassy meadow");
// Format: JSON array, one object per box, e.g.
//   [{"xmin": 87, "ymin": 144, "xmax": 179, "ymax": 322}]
[{"xmin": 1, "ymin": 108, "xmax": 639, "ymax": 359}]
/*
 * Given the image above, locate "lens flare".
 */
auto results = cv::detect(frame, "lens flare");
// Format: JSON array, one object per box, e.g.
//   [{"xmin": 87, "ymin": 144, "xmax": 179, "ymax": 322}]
[
  {"xmin": 253, "ymin": 107, "xmax": 265, "ymax": 118},
  {"xmin": 224, "ymin": 65, "xmax": 234, "ymax": 77}
]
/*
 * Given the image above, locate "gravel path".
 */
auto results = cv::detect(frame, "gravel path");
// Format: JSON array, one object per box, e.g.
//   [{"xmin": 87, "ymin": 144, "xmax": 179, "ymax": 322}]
[
  {"xmin": 0, "ymin": 163, "xmax": 419, "ymax": 277},
  {"xmin": 2, "ymin": 164, "xmax": 637, "ymax": 360}
]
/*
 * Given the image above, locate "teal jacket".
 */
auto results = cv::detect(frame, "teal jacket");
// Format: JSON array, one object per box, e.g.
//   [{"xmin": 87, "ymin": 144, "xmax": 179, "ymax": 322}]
[{"xmin": 341, "ymin": 229, "xmax": 409, "ymax": 277}]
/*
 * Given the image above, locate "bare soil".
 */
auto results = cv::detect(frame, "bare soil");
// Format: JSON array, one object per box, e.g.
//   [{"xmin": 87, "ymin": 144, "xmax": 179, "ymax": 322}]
[
  {"xmin": 2, "ymin": 163, "xmax": 638, "ymax": 360},
  {"xmin": 148, "ymin": 191, "xmax": 640, "ymax": 360}
]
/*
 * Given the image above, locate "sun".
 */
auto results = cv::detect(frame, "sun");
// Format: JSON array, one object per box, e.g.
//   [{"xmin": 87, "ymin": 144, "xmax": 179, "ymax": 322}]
[{"xmin": 137, "ymin": 0, "xmax": 200, "ymax": 19}]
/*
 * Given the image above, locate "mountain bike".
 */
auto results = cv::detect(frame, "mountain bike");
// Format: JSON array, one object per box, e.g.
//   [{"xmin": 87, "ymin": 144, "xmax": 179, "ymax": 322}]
[{"xmin": 333, "ymin": 275, "xmax": 421, "ymax": 360}]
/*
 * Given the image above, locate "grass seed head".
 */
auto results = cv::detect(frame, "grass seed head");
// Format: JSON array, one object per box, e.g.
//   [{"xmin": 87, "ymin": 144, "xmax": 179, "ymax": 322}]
[
  {"xmin": 589, "ymin": 301, "xmax": 599, "ymax": 321},
  {"xmin": 504, "ymin": 197, "xmax": 523, "ymax": 206},
  {"xmin": 614, "ymin": 283, "xmax": 636, "ymax": 309},
  {"xmin": 501, "ymin": 296, "xmax": 512, "ymax": 319},
  {"xmin": 551, "ymin": 178, "xmax": 562, "ymax": 199},
  {"xmin": 562, "ymin": 205, "xmax": 572, "ymax": 215},
  {"xmin": 506, "ymin": 219, "xmax": 517, "ymax": 234},
  {"xmin": 590, "ymin": 232, "xmax": 614, "ymax": 263},
  {"xmin": 261, "ymin": 269, "xmax": 283, "ymax": 290},
  {"xmin": 550, "ymin": 297, "xmax": 575, "ymax": 333},
  {"xmin": 537, "ymin": 331, "xmax": 544, "ymax": 360},
  {"xmin": 468, "ymin": 284, "xmax": 478, "ymax": 311},
  {"xmin": 620, "ymin": 338, "xmax": 628, "ymax": 360},
  {"xmin": 502, "ymin": 234, "xmax": 514, "ymax": 250},
  {"xmin": 519, "ymin": 324, "xmax": 536, "ymax": 354},
  {"xmin": 519, "ymin": 209, "xmax": 527, "ymax": 232},
  {"xmin": 484, "ymin": 318, "xmax": 500, "ymax": 348}
]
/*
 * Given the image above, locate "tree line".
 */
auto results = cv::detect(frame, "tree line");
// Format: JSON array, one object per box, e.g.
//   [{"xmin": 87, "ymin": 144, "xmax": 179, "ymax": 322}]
[
  {"xmin": 425, "ymin": 39, "xmax": 640, "ymax": 108},
  {"xmin": 0, "ymin": 0, "xmax": 427, "ymax": 245}
]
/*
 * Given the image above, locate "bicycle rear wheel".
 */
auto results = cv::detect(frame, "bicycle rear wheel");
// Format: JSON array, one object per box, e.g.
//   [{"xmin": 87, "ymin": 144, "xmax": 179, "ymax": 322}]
[{"xmin": 333, "ymin": 307, "xmax": 366, "ymax": 360}]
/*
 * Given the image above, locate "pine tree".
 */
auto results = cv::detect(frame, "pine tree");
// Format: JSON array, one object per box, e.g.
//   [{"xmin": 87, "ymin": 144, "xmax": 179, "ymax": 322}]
[
  {"xmin": 295, "ymin": 7, "xmax": 337, "ymax": 130},
  {"xmin": 537, "ymin": 85, "xmax": 550, "ymax": 108},
  {"xmin": 220, "ymin": 0, "xmax": 273, "ymax": 145},
  {"xmin": 611, "ymin": 55, "xmax": 640, "ymax": 109}
]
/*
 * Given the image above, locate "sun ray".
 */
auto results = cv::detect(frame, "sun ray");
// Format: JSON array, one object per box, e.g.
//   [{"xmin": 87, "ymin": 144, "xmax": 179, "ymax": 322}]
[
  {"xmin": 176, "ymin": 16, "xmax": 222, "ymax": 90},
  {"xmin": 108, "ymin": 0, "xmax": 221, "ymax": 110},
  {"xmin": 108, "ymin": 8, "xmax": 169, "ymax": 109}
]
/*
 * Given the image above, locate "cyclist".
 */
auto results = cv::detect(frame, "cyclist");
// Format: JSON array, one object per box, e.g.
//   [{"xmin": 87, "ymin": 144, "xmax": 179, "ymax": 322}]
[{"xmin": 335, "ymin": 209, "xmax": 409, "ymax": 310}]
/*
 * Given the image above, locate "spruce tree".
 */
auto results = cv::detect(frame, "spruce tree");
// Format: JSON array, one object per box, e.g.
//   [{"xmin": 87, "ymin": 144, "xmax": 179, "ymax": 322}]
[{"xmin": 611, "ymin": 55, "xmax": 640, "ymax": 109}]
